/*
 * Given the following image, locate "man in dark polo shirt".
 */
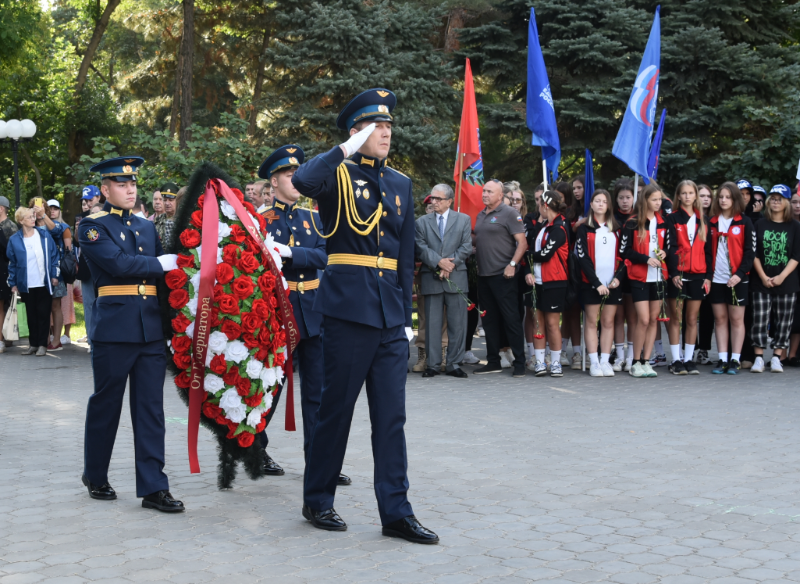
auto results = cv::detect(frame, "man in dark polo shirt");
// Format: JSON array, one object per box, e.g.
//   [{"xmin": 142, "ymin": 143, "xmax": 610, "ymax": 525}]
[{"xmin": 473, "ymin": 179, "xmax": 527, "ymax": 377}]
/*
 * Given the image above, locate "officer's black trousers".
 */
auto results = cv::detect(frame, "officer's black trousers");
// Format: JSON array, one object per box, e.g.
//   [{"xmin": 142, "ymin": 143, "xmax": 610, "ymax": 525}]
[{"xmin": 84, "ymin": 340, "xmax": 169, "ymax": 497}]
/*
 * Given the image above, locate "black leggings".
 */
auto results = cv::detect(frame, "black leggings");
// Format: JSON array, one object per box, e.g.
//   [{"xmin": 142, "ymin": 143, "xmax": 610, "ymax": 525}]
[{"xmin": 20, "ymin": 286, "xmax": 52, "ymax": 348}]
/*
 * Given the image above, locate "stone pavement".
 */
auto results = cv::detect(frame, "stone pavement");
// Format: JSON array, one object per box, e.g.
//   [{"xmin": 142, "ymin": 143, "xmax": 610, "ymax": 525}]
[{"xmin": 2, "ymin": 336, "xmax": 800, "ymax": 584}]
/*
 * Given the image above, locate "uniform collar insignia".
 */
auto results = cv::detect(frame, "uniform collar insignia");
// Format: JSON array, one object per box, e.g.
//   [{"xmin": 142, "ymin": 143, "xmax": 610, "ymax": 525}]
[
  {"xmin": 290, "ymin": 202, "xmax": 298, "ymax": 212},
  {"xmin": 274, "ymin": 200, "xmax": 286, "ymax": 211},
  {"xmin": 110, "ymin": 207, "xmax": 123, "ymax": 217},
  {"xmin": 360, "ymin": 156, "xmax": 375, "ymax": 167}
]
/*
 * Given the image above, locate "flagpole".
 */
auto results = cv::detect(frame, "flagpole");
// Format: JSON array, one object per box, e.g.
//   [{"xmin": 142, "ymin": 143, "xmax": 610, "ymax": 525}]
[
  {"xmin": 633, "ymin": 174, "xmax": 639, "ymax": 204},
  {"xmin": 456, "ymin": 152, "xmax": 465, "ymax": 213},
  {"xmin": 543, "ymin": 159, "xmax": 548, "ymax": 191}
]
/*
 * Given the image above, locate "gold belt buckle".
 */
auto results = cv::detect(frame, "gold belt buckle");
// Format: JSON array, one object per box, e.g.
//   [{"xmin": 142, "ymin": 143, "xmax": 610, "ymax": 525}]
[
  {"xmin": 138, "ymin": 284, "xmax": 146, "ymax": 295},
  {"xmin": 297, "ymin": 281, "xmax": 305, "ymax": 294},
  {"xmin": 376, "ymin": 256, "xmax": 385, "ymax": 269}
]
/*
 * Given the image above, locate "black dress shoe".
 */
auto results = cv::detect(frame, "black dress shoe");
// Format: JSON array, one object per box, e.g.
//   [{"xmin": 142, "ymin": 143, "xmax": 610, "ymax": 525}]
[
  {"xmin": 82, "ymin": 474, "xmax": 116, "ymax": 500},
  {"xmin": 263, "ymin": 451, "xmax": 285, "ymax": 476},
  {"xmin": 337, "ymin": 473, "xmax": 352, "ymax": 486},
  {"xmin": 446, "ymin": 368, "xmax": 468, "ymax": 378},
  {"xmin": 302, "ymin": 504, "xmax": 347, "ymax": 531},
  {"xmin": 421, "ymin": 368, "xmax": 439, "ymax": 378},
  {"xmin": 142, "ymin": 490, "xmax": 185, "ymax": 513},
  {"xmin": 382, "ymin": 515, "xmax": 439, "ymax": 544}
]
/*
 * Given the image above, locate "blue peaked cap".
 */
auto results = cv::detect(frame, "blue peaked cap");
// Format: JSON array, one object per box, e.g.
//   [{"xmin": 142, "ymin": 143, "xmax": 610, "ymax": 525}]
[
  {"xmin": 90, "ymin": 156, "xmax": 144, "ymax": 182},
  {"xmin": 336, "ymin": 88, "xmax": 396, "ymax": 131},
  {"xmin": 258, "ymin": 145, "xmax": 305, "ymax": 179}
]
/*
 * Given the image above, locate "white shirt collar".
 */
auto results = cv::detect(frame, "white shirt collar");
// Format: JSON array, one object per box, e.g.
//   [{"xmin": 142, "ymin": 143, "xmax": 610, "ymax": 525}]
[{"xmin": 436, "ymin": 208, "xmax": 450, "ymax": 220}]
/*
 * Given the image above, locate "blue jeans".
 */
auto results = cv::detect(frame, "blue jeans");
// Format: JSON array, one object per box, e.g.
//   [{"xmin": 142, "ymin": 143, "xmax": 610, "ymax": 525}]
[{"xmin": 81, "ymin": 280, "xmax": 95, "ymax": 349}]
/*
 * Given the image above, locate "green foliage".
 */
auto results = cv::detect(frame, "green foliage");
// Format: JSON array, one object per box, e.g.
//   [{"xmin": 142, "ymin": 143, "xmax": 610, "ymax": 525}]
[{"xmin": 0, "ymin": 0, "xmax": 44, "ymax": 65}]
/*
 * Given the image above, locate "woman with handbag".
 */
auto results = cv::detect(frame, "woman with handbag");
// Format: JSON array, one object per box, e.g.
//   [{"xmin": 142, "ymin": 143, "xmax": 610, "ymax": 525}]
[{"xmin": 6, "ymin": 207, "xmax": 60, "ymax": 356}]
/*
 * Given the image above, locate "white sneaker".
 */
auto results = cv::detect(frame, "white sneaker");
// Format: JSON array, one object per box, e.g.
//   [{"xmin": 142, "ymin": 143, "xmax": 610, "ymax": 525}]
[
  {"xmin": 505, "ymin": 349, "xmax": 515, "ymax": 365},
  {"xmin": 534, "ymin": 361, "xmax": 548, "ymax": 376},
  {"xmin": 589, "ymin": 362, "xmax": 603, "ymax": 377},
  {"xmin": 561, "ymin": 351, "xmax": 571, "ymax": 366},
  {"xmin": 612, "ymin": 360, "xmax": 622, "ymax": 372},
  {"xmin": 526, "ymin": 357, "xmax": 537, "ymax": 372},
  {"xmin": 623, "ymin": 358, "xmax": 633, "ymax": 372},
  {"xmin": 601, "ymin": 362, "xmax": 615, "ymax": 377},
  {"xmin": 60, "ymin": 335, "xmax": 71, "ymax": 345},
  {"xmin": 550, "ymin": 361, "xmax": 563, "ymax": 377},
  {"xmin": 771, "ymin": 357, "xmax": 784, "ymax": 372},
  {"xmin": 571, "ymin": 352, "xmax": 582, "ymax": 370},
  {"xmin": 500, "ymin": 355, "xmax": 512, "ymax": 368},
  {"xmin": 462, "ymin": 351, "xmax": 480, "ymax": 365},
  {"xmin": 751, "ymin": 357, "xmax": 765, "ymax": 373},
  {"xmin": 477, "ymin": 327, "xmax": 485, "ymax": 337}
]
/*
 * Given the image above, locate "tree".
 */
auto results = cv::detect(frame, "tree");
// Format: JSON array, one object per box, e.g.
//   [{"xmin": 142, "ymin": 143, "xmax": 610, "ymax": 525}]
[{"xmin": 178, "ymin": 0, "xmax": 194, "ymax": 149}]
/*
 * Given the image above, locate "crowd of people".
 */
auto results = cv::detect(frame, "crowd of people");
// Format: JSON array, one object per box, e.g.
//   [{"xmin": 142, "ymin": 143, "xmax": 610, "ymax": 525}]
[{"xmin": 413, "ymin": 176, "xmax": 800, "ymax": 379}]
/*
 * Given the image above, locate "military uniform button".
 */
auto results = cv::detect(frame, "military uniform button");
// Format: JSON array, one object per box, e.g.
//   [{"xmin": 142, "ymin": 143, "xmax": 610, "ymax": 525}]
[
  {"xmin": 139, "ymin": 246, "xmax": 143, "ymax": 251},
  {"xmin": 289, "ymin": 215, "xmax": 292, "ymax": 219},
  {"xmin": 295, "ymin": 241, "xmax": 300, "ymax": 246},
  {"xmin": 136, "ymin": 231, "xmax": 139, "ymax": 236},
  {"xmin": 142, "ymin": 296, "xmax": 147, "ymax": 300},
  {"xmin": 379, "ymin": 271, "xmax": 383, "ymax": 277},
  {"xmin": 382, "ymin": 192, "xmax": 386, "ymax": 197},
  {"xmin": 127, "ymin": 221, "xmax": 131, "ymax": 226},
  {"xmin": 382, "ymin": 211, "xmax": 387, "ymax": 217},
  {"xmin": 378, "ymin": 252, "xmax": 384, "ymax": 257},
  {"xmin": 380, "ymin": 231, "xmax": 384, "ymax": 236},
  {"xmin": 299, "ymin": 274, "xmax": 305, "ymax": 279},
  {"xmin": 143, "ymin": 280, "xmax": 146, "ymax": 284}
]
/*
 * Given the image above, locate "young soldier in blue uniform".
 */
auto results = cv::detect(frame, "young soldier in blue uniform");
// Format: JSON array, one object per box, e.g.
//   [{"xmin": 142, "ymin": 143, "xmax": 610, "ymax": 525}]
[
  {"xmin": 255, "ymin": 145, "xmax": 351, "ymax": 486},
  {"xmin": 292, "ymin": 89, "xmax": 439, "ymax": 544},
  {"xmin": 78, "ymin": 157, "xmax": 185, "ymax": 513}
]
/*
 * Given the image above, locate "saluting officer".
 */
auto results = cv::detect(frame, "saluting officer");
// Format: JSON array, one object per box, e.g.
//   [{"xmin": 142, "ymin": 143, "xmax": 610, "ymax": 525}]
[
  {"xmin": 254, "ymin": 145, "xmax": 351, "ymax": 486},
  {"xmin": 78, "ymin": 157, "xmax": 184, "ymax": 513},
  {"xmin": 292, "ymin": 89, "xmax": 439, "ymax": 544}
]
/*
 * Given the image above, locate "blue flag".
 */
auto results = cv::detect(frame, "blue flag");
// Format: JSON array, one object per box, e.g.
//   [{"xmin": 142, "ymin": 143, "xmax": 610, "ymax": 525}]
[
  {"xmin": 583, "ymin": 149, "xmax": 595, "ymax": 217},
  {"xmin": 526, "ymin": 7, "xmax": 560, "ymax": 183},
  {"xmin": 646, "ymin": 109, "xmax": 667, "ymax": 181},
  {"xmin": 612, "ymin": 6, "xmax": 660, "ymax": 184}
]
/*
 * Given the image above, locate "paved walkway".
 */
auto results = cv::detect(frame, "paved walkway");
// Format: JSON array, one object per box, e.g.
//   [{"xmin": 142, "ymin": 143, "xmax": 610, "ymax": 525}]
[{"xmin": 1, "ymin": 336, "xmax": 800, "ymax": 583}]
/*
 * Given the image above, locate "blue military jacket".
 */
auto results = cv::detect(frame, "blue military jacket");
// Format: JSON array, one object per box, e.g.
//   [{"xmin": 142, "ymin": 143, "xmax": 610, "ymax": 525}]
[
  {"xmin": 264, "ymin": 199, "xmax": 327, "ymax": 338},
  {"xmin": 292, "ymin": 146, "xmax": 414, "ymax": 330},
  {"xmin": 78, "ymin": 202, "xmax": 165, "ymax": 343}
]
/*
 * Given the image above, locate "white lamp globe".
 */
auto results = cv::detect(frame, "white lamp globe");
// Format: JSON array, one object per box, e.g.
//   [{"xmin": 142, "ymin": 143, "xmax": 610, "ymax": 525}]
[
  {"xmin": 6, "ymin": 119, "xmax": 22, "ymax": 140},
  {"xmin": 20, "ymin": 119, "xmax": 36, "ymax": 138},
  {"xmin": 0, "ymin": 121, "xmax": 6, "ymax": 139}
]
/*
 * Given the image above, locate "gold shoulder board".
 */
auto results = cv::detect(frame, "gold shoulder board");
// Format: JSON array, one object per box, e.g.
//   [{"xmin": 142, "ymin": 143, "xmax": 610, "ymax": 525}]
[
  {"xmin": 87, "ymin": 211, "xmax": 109, "ymax": 219},
  {"xmin": 387, "ymin": 167, "xmax": 409, "ymax": 179}
]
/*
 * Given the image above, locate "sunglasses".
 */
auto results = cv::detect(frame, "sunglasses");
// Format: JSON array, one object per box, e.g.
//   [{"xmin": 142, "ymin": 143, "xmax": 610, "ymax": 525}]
[
  {"xmin": 511, "ymin": 198, "xmax": 523, "ymax": 203},
  {"xmin": 428, "ymin": 196, "xmax": 445, "ymax": 202}
]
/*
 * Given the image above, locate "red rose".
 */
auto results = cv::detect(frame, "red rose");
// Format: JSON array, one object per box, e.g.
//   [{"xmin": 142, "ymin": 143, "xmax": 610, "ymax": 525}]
[
  {"xmin": 226, "ymin": 422, "xmax": 239, "ymax": 440},
  {"xmin": 210, "ymin": 307, "xmax": 222, "ymax": 327},
  {"xmin": 243, "ymin": 334, "xmax": 260, "ymax": 350},
  {"xmin": 221, "ymin": 319, "xmax": 242, "ymax": 341},
  {"xmin": 179, "ymin": 229, "xmax": 201, "ymax": 248},
  {"xmin": 175, "ymin": 371, "xmax": 191, "ymax": 388},
  {"xmin": 209, "ymin": 354, "xmax": 227, "ymax": 375},
  {"xmin": 229, "ymin": 224, "xmax": 247, "ymax": 244},
  {"xmin": 216, "ymin": 413, "xmax": 229, "ymax": 426},
  {"xmin": 176, "ymin": 254, "xmax": 196, "ymax": 268},
  {"xmin": 222, "ymin": 244, "xmax": 240, "ymax": 265},
  {"xmin": 202, "ymin": 401, "xmax": 221, "ymax": 419},
  {"xmin": 223, "ymin": 367, "xmax": 240, "ymax": 386},
  {"xmin": 169, "ymin": 289, "xmax": 189, "ymax": 310},
  {"xmin": 190, "ymin": 210, "xmax": 203, "ymax": 228},
  {"xmin": 257, "ymin": 326, "xmax": 272, "ymax": 348},
  {"xmin": 231, "ymin": 188, "xmax": 245, "ymax": 203},
  {"xmin": 235, "ymin": 377, "xmax": 251, "ymax": 397},
  {"xmin": 172, "ymin": 334, "xmax": 192, "ymax": 353},
  {"xmin": 237, "ymin": 431, "xmax": 255, "ymax": 448},
  {"xmin": 172, "ymin": 313, "xmax": 191, "ymax": 333},
  {"xmin": 165, "ymin": 269, "xmax": 188, "ymax": 290},
  {"xmin": 238, "ymin": 252, "xmax": 260, "ymax": 274},
  {"xmin": 217, "ymin": 294, "xmax": 240, "ymax": 315},
  {"xmin": 274, "ymin": 351, "xmax": 285, "ymax": 367},
  {"xmin": 243, "ymin": 201, "xmax": 256, "ymax": 216},
  {"xmin": 231, "ymin": 275, "xmax": 255, "ymax": 300},
  {"xmin": 244, "ymin": 392, "xmax": 263, "ymax": 407},
  {"xmin": 216, "ymin": 263, "xmax": 234, "ymax": 285},
  {"xmin": 243, "ymin": 237, "xmax": 259, "ymax": 255},
  {"xmin": 268, "ymin": 294, "xmax": 278, "ymax": 309},
  {"xmin": 257, "ymin": 272, "xmax": 276, "ymax": 292},
  {"xmin": 213, "ymin": 284, "xmax": 226, "ymax": 299},
  {"xmin": 255, "ymin": 348, "xmax": 271, "ymax": 362},
  {"xmin": 173, "ymin": 352, "xmax": 191, "ymax": 369},
  {"xmin": 240, "ymin": 312, "xmax": 260, "ymax": 334},
  {"xmin": 256, "ymin": 417, "xmax": 267, "ymax": 433},
  {"xmin": 273, "ymin": 329, "xmax": 286, "ymax": 348},
  {"xmin": 251, "ymin": 298, "xmax": 270, "ymax": 320},
  {"xmin": 197, "ymin": 194, "xmax": 205, "ymax": 208},
  {"xmin": 254, "ymin": 213, "xmax": 266, "ymax": 233}
]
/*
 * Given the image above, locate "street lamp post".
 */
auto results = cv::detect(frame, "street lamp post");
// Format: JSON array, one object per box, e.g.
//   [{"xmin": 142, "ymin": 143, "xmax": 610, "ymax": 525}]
[{"xmin": 0, "ymin": 119, "xmax": 37, "ymax": 208}]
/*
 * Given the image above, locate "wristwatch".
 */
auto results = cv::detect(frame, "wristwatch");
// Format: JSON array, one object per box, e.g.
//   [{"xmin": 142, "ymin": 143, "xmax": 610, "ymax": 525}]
[{"xmin": 509, "ymin": 261, "xmax": 517, "ymax": 267}]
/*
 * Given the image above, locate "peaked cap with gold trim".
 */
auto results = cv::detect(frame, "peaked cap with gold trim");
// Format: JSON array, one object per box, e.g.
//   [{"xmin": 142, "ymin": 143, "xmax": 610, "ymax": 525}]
[
  {"xmin": 258, "ymin": 144, "xmax": 305, "ymax": 179},
  {"xmin": 336, "ymin": 88, "xmax": 396, "ymax": 131},
  {"xmin": 90, "ymin": 156, "xmax": 144, "ymax": 182}
]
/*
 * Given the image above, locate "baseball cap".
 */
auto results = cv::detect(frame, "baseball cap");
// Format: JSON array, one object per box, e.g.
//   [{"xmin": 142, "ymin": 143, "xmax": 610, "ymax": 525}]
[
  {"xmin": 0, "ymin": 196, "xmax": 9, "ymax": 209},
  {"xmin": 736, "ymin": 179, "xmax": 753, "ymax": 191},
  {"xmin": 81, "ymin": 185, "xmax": 101, "ymax": 200},
  {"xmin": 47, "ymin": 199, "xmax": 60, "ymax": 209},
  {"xmin": 770, "ymin": 184, "xmax": 791, "ymax": 199},
  {"xmin": 753, "ymin": 185, "xmax": 767, "ymax": 196}
]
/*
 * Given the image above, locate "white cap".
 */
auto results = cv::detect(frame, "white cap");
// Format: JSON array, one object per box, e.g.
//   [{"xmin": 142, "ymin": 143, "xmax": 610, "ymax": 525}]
[{"xmin": 46, "ymin": 199, "xmax": 60, "ymax": 208}]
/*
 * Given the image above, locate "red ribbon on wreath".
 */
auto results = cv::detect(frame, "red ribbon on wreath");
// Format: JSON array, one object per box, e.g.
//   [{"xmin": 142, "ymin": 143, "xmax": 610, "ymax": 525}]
[{"xmin": 187, "ymin": 179, "xmax": 300, "ymax": 474}]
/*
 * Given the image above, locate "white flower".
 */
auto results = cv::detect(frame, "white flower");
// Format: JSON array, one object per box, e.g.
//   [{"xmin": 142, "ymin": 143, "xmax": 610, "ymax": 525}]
[
  {"xmin": 185, "ymin": 321, "xmax": 195, "ymax": 339},
  {"xmin": 204, "ymin": 373, "xmax": 224, "ymax": 393},
  {"xmin": 245, "ymin": 359, "xmax": 263, "ymax": 379},
  {"xmin": 225, "ymin": 403, "xmax": 247, "ymax": 424},
  {"xmin": 259, "ymin": 366, "xmax": 277, "ymax": 387},
  {"xmin": 274, "ymin": 365, "xmax": 285, "ymax": 385},
  {"xmin": 219, "ymin": 387, "xmax": 242, "ymax": 410},
  {"xmin": 208, "ymin": 331, "xmax": 228, "ymax": 354},
  {"xmin": 217, "ymin": 221, "xmax": 232, "ymax": 242},
  {"xmin": 224, "ymin": 339, "xmax": 250, "ymax": 364},
  {"xmin": 216, "ymin": 246, "xmax": 223, "ymax": 264},
  {"xmin": 281, "ymin": 275, "xmax": 288, "ymax": 290},
  {"xmin": 187, "ymin": 297, "xmax": 198, "ymax": 317},
  {"xmin": 196, "ymin": 244, "xmax": 224, "ymax": 265},
  {"xmin": 246, "ymin": 408, "xmax": 263, "ymax": 428},
  {"xmin": 189, "ymin": 271, "xmax": 201, "ymax": 299},
  {"xmin": 220, "ymin": 200, "xmax": 238, "ymax": 221},
  {"xmin": 262, "ymin": 391, "xmax": 273, "ymax": 412}
]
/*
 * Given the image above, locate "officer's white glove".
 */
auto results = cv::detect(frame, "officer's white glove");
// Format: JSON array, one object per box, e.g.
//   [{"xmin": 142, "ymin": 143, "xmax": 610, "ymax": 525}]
[
  {"xmin": 274, "ymin": 242, "xmax": 293, "ymax": 258},
  {"xmin": 157, "ymin": 254, "xmax": 178, "ymax": 271},
  {"xmin": 340, "ymin": 122, "xmax": 376, "ymax": 158},
  {"xmin": 404, "ymin": 327, "xmax": 414, "ymax": 342}
]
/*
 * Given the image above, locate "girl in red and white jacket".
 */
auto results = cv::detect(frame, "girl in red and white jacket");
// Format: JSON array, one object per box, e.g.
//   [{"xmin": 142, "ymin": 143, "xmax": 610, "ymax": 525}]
[
  {"xmin": 665, "ymin": 180, "xmax": 712, "ymax": 375},
  {"xmin": 619, "ymin": 183, "xmax": 674, "ymax": 378},
  {"xmin": 708, "ymin": 181, "xmax": 755, "ymax": 374},
  {"xmin": 575, "ymin": 189, "xmax": 626, "ymax": 377},
  {"xmin": 613, "ymin": 179, "xmax": 637, "ymax": 371},
  {"xmin": 525, "ymin": 190, "xmax": 570, "ymax": 377}
]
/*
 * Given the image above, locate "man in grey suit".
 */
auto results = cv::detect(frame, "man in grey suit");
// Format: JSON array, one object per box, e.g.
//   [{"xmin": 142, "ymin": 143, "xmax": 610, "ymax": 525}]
[{"xmin": 415, "ymin": 184, "xmax": 473, "ymax": 379}]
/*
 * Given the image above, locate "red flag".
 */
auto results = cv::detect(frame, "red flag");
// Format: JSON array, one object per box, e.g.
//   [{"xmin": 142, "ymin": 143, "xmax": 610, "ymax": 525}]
[{"xmin": 454, "ymin": 59, "xmax": 485, "ymax": 227}]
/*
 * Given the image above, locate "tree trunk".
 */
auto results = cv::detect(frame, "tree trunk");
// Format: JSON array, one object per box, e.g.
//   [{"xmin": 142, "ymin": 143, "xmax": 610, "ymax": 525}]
[
  {"xmin": 248, "ymin": 26, "xmax": 271, "ymax": 137},
  {"xmin": 444, "ymin": 8, "xmax": 465, "ymax": 53},
  {"xmin": 21, "ymin": 148, "xmax": 43, "ymax": 200},
  {"xmin": 75, "ymin": 0, "xmax": 122, "ymax": 95},
  {"xmin": 179, "ymin": 0, "xmax": 195, "ymax": 150},
  {"xmin": 169, "ymin": 41, "xmax": 183, "ymax": 137}
]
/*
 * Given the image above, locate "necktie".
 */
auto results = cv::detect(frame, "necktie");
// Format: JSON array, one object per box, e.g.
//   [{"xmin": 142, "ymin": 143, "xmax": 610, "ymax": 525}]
[{"xmin": 438, "ymin": 214, "xmax": 444, "ymax": 240}]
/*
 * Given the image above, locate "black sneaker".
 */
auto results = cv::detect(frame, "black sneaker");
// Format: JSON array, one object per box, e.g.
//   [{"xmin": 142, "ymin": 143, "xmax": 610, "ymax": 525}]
[
  {"xmin": 684, "ymin": 360, "xmax": 699, "ymax": 375},
  {"xmin": 473, "ymin": 363, "xmax": 503, "ymax": 375},
  {"xmin": 711, "ymin": 360, "xmax": 728, "ymax": 374},
  {"xmin": 669, "ymin": 360, "xmax": 687, "ymax": 375},
  {"xmin": 512, "ymin": 364, "xmax": 526, "ymax": 378},
  {"xmin": 726, "ymin": 359, "xmax": 740, "ymax": 375},
  {"xmin": 788, "ymin": 356, "xmax": 800, "ymax": 368}
]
